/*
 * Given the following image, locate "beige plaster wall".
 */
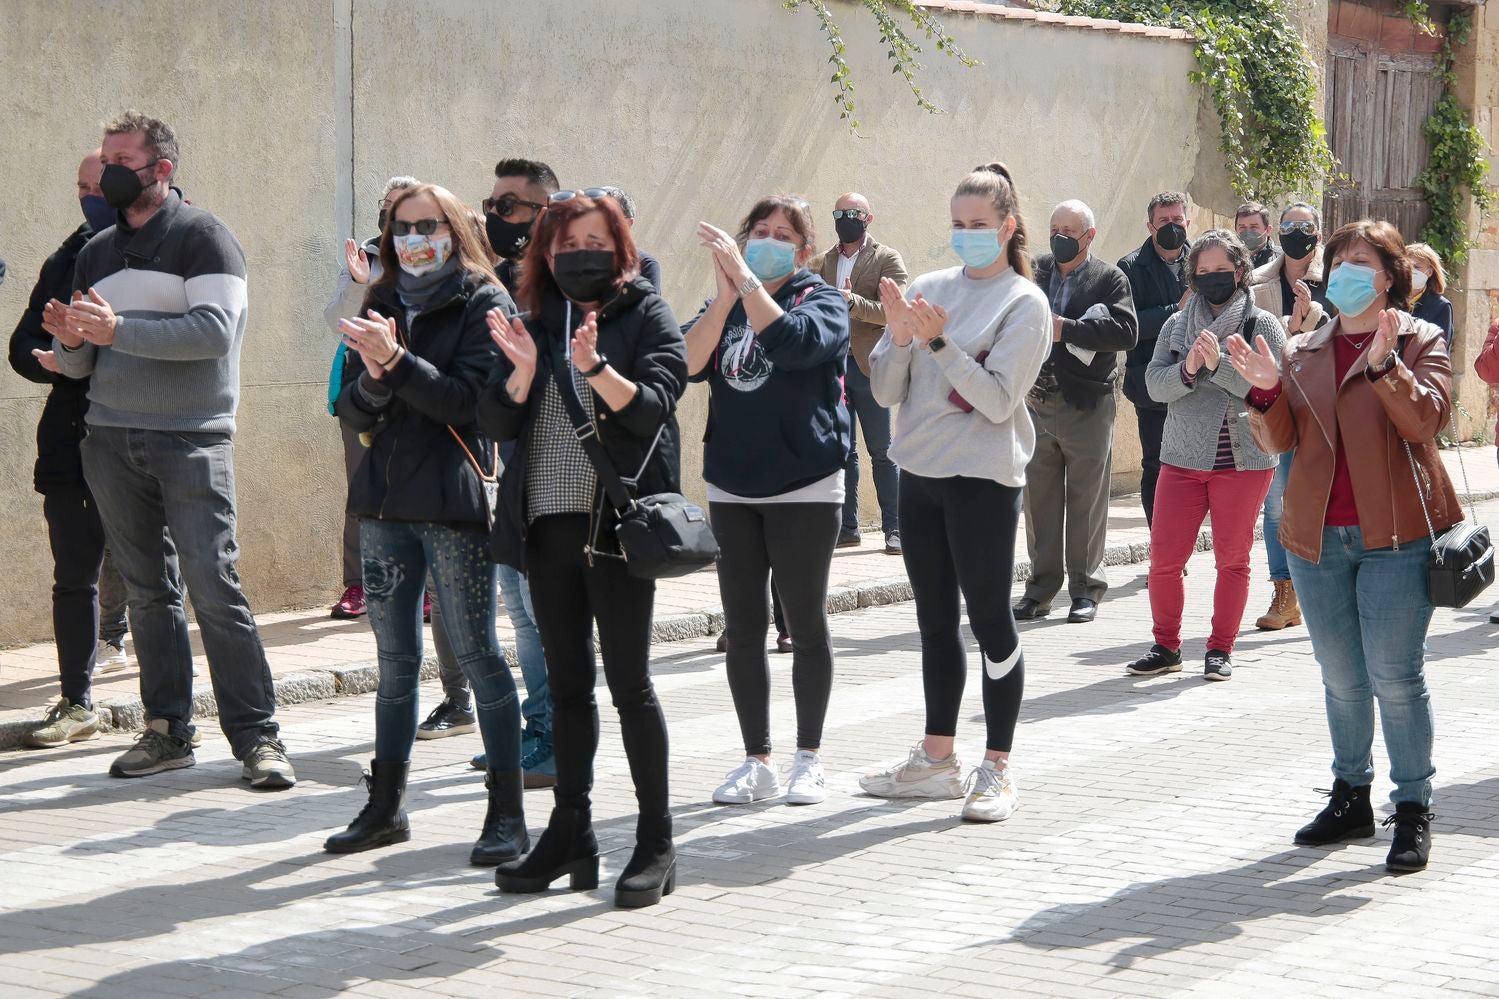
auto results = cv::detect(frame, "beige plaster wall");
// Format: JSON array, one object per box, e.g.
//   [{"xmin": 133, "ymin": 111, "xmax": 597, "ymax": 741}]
[{"xmin": 0, "ymin": 0, "xmax": 1231, "ymax": 644}]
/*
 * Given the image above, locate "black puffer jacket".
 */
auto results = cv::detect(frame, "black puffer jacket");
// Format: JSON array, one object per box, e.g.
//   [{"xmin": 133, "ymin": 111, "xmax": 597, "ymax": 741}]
[
  {"xmin": 478, "ymin": 276, "xmax": 687, "ymax": 571},
  {"xmin": 7, "ymin": 225, "xmax": 95, "ymax": 494},
  {"xmin": 335, "ymin": 272, "xmax": 515, "ymax": 529}
]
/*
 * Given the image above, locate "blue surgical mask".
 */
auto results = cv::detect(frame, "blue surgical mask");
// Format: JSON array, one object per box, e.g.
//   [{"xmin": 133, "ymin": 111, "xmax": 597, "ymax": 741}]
[
  {"xmin": 950, "ymin": 229, "xmax": 1003, "ymax": 269},
  {"xmin": 1326, "ymin": 261, "xmax": 1381, "ymax": 317},
  {"xmin": 80, "ymin": 194, "xmax": 116, "ymax": 234},
  {"xmin": 745, "ymin": 237, "xmax": 798, "ymax": 282}
]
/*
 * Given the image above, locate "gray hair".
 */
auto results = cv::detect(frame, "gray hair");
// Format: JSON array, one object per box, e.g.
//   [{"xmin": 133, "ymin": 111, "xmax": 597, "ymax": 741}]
[
  {"xmin": 383, "ymin": 175, "xmax": 419, "ymax": 198},
  {"xmin": 1053, "ymin": 199, "xmax": 1095, "ymax": 231},
  {"xmin": 1185, "ymin": 228, "xmax": 1253, "ymax": 291},
  {"xmin": 1280, "ymin": 200, "xmax": 1321, "ymax": 230},
  {"xmin": 602, "ymin": 186, "xmax": 638, "ymax": 220}
]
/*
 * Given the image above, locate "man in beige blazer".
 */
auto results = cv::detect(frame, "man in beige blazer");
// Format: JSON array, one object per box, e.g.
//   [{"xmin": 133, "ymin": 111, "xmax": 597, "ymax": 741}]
[{"xmin": 817, "ymin": 192, "xmax": 908, "ymax": 553}]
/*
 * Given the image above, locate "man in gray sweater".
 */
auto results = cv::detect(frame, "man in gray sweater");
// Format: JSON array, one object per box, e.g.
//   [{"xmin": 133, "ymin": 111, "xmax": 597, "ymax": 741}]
[{"xmin": 49, "ymin": 110, "xmax": 293, "ymax": 790}]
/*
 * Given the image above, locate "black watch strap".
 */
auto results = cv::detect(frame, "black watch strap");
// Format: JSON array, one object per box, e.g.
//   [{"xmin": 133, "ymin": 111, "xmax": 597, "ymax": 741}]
[{"xmin": 582, "ymin": 355, "xmax": 609, "ymax": 377}]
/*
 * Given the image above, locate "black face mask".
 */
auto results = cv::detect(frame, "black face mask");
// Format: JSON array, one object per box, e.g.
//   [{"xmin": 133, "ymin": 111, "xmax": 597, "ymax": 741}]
[
  {"xmin": 1195, "ymin": 271, "xmax": 1238, "ymax": 306},
  {"xmin": 487, "ymin": 214, "xmax": 533, "ymax": 260},
  {"xmin": 1281, "ymin": 230, "xmax": 1318, "ymax": 261},
  {"xmin": 834, "ymin": 216, "xmax": 867, "ymax": 245},
  {"xmin": 99, "ymin": 161, "xmax": 158, "ymax": 210},
  {"xmin": 1050, "ymin": 233, "xmax": 1082, "ymax": 265},
  {"xmin": 552, "ymin": 249, "xmax": 617, "ymax": 303},
  {"xmin": 1154, "ymin": 222, "xmax": 1187, "ymax": 252}
]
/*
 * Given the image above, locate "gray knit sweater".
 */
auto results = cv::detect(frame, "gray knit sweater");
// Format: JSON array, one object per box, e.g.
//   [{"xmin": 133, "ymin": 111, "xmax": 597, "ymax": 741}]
[{"xmin": 1144, "ymin": 289, "xmax": 1284, "ymax": 472}]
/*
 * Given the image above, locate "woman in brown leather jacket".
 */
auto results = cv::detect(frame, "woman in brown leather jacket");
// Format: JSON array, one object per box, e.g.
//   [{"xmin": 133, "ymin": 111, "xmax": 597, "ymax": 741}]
[{"xmin": 1227, "ymin": 219, "xmax": 1458, "ymax": 875}]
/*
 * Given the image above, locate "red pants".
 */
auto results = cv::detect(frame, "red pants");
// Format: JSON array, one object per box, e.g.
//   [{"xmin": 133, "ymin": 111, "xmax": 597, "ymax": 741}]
[{"xmin": 1148, "ymin": 464, "xmax": 1274, "ymax": 655}]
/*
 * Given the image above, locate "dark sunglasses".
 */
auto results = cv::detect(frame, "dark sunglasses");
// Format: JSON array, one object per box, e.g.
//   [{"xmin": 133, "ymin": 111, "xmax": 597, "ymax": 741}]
[
  {"xmin": 482, "ymin": 193, "xmax": 546, "ymax": 217},
  {"xmin": 549, "ymin": 188, "xmax": 612, "ymax": 204},
  {"xmin": 389, "ymin": 218, "xmax": 447, "ymax": 237},
  {"xmin": 1279, "ymin": 220, "xmax": 1317, "ymax": 235},
  {"xmin": 831, "ymin": 209, "xmax": 868, "ymax": 221}
]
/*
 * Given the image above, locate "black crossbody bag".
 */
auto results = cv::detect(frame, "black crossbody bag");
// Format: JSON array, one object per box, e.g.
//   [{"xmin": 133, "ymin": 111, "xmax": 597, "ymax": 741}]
[{"xmin": 1404, "ymin": 426, "xmax": 1493, "ymax": 608}]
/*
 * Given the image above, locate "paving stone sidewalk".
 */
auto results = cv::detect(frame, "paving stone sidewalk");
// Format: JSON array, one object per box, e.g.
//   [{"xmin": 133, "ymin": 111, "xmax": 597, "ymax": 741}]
[{"xmin": 1, "ymin": 500, "xmax": 1498, "ymax": 997}]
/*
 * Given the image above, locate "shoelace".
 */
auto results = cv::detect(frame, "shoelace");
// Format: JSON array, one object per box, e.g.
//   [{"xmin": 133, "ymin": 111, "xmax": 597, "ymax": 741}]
[
  {"xmin": 1312, "ymin": 787, "xmax": 1356, "ymax": 817},
  {"xmin": 1382, "ymin": 811, "xmax": 1436, "ymax": 827},
  {"xmin": 135, "ymin": 728, "xmax": 182, "ymax": 755},
  {"xmin": 246, "ymin": 741, "xmax": 286, "ymax": 765},
  {"xmin": 962, "ymin": 766, "xmax": 1009, "ymax": 797}
]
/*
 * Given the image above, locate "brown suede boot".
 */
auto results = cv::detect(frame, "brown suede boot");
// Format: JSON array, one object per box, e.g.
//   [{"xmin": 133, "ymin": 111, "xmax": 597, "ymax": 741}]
[{"xmin": 1255, "ymin": 579, "xmax": 1302, "ymax": 630}]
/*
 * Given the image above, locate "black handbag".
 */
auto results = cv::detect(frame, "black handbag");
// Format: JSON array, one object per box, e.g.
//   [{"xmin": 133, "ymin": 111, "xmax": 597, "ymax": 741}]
[
  {"xmin": 1403, "ymin": 434, "xmax": 1494, "ymax": 608},
  {"xmin": 549, "ymin": 318, "xmax": 719, "ymax": 580}
]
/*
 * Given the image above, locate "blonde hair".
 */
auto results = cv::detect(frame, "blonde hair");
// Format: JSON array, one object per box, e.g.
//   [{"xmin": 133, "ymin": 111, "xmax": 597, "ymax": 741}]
[{"xmin": 1406, "ymin": 242, "xmax": 1447, "ymax": 295}]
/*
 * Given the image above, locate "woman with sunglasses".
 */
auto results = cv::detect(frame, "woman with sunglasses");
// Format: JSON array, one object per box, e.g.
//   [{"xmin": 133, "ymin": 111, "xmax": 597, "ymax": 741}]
[
  {"xmin": 480, "ymin": 192, "xmax": 687, "ymax": 909},
  {"xmin": 325, "ymin": 183, "xmax": 529, "ymax": 868},
  {"xmin": 684, "ymin": 196, "xmax": 850, "ymax": 809}
]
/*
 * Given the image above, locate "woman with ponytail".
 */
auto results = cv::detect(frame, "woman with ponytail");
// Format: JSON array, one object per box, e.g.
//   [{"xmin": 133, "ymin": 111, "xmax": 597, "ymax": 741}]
[{"xmin": 859, "ymin": 163, "xmax": 1050, "ymax": 822}]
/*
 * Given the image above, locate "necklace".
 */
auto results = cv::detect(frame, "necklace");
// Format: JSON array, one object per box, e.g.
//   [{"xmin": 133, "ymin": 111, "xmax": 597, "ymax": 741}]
[{"xmin": 1339, "ymin": 329, "xmax": 1374, "ymax": 351}]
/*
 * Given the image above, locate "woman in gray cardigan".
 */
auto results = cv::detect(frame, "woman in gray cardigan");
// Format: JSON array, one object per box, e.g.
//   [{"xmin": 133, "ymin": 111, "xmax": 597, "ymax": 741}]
[{"xmin": 1124, "ymin": 230, "xmax": 1285, "ymax": 681}]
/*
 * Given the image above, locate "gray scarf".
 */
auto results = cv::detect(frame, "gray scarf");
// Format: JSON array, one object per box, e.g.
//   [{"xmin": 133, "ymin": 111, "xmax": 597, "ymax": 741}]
[
  {"xmin": 395, "ymin": 253, "xmax": 463, "ymax": 313},
  {"xmin": 1175, "ymin": 286, "xmax": 1250, "ymax": 352}
]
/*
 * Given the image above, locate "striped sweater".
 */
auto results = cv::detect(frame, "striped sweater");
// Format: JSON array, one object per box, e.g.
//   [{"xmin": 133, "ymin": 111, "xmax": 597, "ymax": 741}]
[{"xmin": 54, "ymin": 192, "xmax": 249, "ymax": 434}]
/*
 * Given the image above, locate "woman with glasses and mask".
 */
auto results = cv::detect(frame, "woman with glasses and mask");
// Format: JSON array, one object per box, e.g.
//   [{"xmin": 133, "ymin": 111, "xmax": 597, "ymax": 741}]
[
  {"xmin": 1406, "ymin": 243, "xmax": 1455, "ymax": 349},
  {"xmin": 479, "ymin": 192, "xmax": 687, "ymax": 909},
  {"xmin": 1247, "ymin": 202, "xmax": 1334, "ymax": 633},
  {"xmin": 1124, "ymin": 230, "xmax": 1285, "ymax": 682},
  {"xmin": 684, "ymin": 196, "xmax": 850, "ymax": 809},
  {"xmin": 324, "ymin": 184, "xmax": 527, "ymax": 867},
  {"xmin": 1231, "ymin": 219, "xmax": 1456, "ymax": 873}
]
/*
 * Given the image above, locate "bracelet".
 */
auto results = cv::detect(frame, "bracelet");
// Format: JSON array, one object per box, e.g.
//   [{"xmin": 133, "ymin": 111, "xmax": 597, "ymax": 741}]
[
  {"xmin": 738, "ymin": 275, "xmax": 763, "ymax": 298},
  {"xmin": 379, "ymin": 347, "xmax": 400, "ymax": 368},
  {"xmin": 582, "ymin": 355, "xmax": 609, "ymax": 377}
]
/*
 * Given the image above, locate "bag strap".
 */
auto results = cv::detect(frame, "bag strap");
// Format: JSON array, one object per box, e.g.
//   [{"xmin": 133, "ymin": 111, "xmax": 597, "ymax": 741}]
[
  {"xmin": 1402, "ymin": 440, "xmax": 1443, "ymax": 561},
  {"xmin": 390, "ymin": 313, "xmax": 498, "ymax": 483}
]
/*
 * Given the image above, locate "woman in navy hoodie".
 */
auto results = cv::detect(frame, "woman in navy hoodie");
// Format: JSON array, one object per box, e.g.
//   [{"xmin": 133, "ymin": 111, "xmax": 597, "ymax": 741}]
[{"xmin": 685, "ymin": 196, "xmax": 851, "ymax": 808}]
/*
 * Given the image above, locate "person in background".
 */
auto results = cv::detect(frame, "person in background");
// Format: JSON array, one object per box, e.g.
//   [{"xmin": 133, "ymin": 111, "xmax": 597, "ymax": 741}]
[
  {"xmin": 9, "ymin": 148, "xmax": 144, "ymax": 748},
  {"xmin": 1406, "ymin": 243, "xmax": 1454, "ymax": 349},
  {"xmin": 686, "ymin": 195, "xmax": 850, "ymax": 808},
  {"xmin": 1475, "ymin": 319, "xmax": 1499, "ymax": 625},
  {"xmin": 817, "ymin": 191, "xmax": 907, "ymax": 553},
  {"xmin": 601, "ymin": 186, "xmax": 662, "ymax": 293},
  {"xmin": 1118, "ymin": 192, "xmax": 1192, "ymax": 527},
  {"xmin": 1125, "ymin": 230, "xmax": 1285, "ymax": 682},
  {"xmin": 485, "ymin": 158, "xmax": 560, "ymax": 290},
  {"xmin": 1249, "ymin": 201, "xmax": 1331, "ymax": 632},
  {"xmin": 1233, "ymin": 218, "xmax": 1453, "ymax": 874},
  {"xmin": 1235, "ymin": 201, "xmax": 1279, "ymax": 270},
  {"xmin": 859, "ymin": 162, "xmax": 1049, "ymax": 822},
  {"xmin": 1014, "ymin": 199, "xmax": 1138, "ymax": 625}
]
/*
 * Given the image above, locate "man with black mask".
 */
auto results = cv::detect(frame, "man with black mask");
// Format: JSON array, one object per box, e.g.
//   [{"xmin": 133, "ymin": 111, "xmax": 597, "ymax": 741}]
[
  {"xmin": 484, "ymin": 158, "xmax": 560, "ymax": 293},
  {"xmin": 1118, "ymin": 191, "xmax": 1192, "ymax": 526}
]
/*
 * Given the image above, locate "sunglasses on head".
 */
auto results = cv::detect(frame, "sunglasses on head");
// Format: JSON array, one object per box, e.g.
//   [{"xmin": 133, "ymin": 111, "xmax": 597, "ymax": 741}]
[
  {"xmin": 549, "ymin": 188, "xmax": 612, "ymax": 204},
  {"xmin": 483, "ymin": 193, "xmax": 546, "ymax": 217},
  {"xmin": 389, "ymin": 218, "xmax": 447, "ymax": 237},
  {"xmin": 1279, "ymin": 220, "xmax": 1317, "ymax": 235},
  {"xmin": 832, "ymin": 209, "xmax": 868, "ymax": 221}
]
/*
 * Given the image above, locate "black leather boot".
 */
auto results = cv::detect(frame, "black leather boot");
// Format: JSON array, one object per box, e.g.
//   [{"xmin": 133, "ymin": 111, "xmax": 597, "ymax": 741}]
[
  {"xmin": 495, "ymin": 804, "xmax": 598, "ymax": 893},
  {"xmin": 1384, "ymin": 803, "xmax": 1435, "ymax": 873},
  {"xmin": 1294, "ymin": 779, "xmax": 1375, "ymax": 846},
  {"xmin": 324, "ymin": 760, "xmax": 410, "ymax": 854},
  {"xmin": 616, "ymin": 814, "xmax": 676, "ymax": 909},
  {"xmin": 470, "ymin": 769, "xmax": 530, "ymax": 867}
]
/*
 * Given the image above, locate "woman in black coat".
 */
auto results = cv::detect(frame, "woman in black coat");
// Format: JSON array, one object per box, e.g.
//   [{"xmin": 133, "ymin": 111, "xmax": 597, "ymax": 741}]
[{"xmin": 478, "ymin": 193, "xmax": 687, "ymax": 909}]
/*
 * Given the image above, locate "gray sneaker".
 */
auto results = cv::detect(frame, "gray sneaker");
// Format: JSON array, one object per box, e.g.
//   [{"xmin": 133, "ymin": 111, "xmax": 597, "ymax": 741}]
[
  {"xmin": 109, "ymin": 720, "xmax": 195, "ymax": 778},
  {"xmin": 242, "ymin": 738, "xmax": 296, "ymax": 790},
  {"xmin": 25, "ymin": 698, "xmax": 103, "ymax": 749}
]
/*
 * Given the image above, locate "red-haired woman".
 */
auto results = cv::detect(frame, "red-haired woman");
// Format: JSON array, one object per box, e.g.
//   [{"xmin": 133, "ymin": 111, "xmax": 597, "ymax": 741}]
[{"xmin": 478, "ymin": 192, "xmax": 687, "ymax": 908}]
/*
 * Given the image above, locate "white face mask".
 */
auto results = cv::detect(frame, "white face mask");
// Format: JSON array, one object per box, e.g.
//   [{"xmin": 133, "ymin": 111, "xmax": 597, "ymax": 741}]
[
  {"xmin": 1412, "ymin": 269, "xmax": 1429, "ymax": 293},
  {"xmin": 394, "ymin": 234, "xmax": 453, "ymax": 276}
]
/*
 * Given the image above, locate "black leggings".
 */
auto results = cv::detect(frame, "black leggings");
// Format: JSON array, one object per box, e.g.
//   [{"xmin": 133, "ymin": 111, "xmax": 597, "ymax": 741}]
[
  {"xmin": 524, "ymin": 515, "xmax": 668, "ymax": 823},
  {"xmin": 899, "ymin": 472, "xmax": 1025, "ymax": 753},
  {"xmin": 710, "ymin": 501, "xmax": 840, "ymax": 756}
]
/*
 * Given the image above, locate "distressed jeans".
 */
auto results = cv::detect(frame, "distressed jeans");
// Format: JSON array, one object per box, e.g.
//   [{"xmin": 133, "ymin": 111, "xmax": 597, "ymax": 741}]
[
  {"xmin": 432, "ymin": 564, "xmax": 551, "ymax": 735},
  {"xmin": 361, "ymin": 518, "xmax": 520, "ymax": 769},
  {"xmin": 1289, "ymin": 526, "xmax": 1436, "ymax": 806}
]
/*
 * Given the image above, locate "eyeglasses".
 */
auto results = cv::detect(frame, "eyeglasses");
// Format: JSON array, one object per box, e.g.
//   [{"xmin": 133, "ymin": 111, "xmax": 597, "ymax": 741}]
[
  {"xmin": 832, "ymin": 209, "xmax": 868, "ymax": 221},
  {"xmin": 1279, "ymin": 220, "xmax": 1317, "ymax": 235},
  {"xmin": 549, "ymin": 188, "xmax": 611, "ymax": 204},
  {"xmin": 482, "ymin": 193, "xmax": 546, "ymax": 218},
  {"xmin": 389, "ymin": 218, "xmax": 448, "ymax": 237}
]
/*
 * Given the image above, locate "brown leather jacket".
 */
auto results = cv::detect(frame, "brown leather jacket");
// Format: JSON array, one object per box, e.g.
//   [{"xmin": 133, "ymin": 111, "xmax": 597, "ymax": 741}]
[{"xmin": 1248, "ymin": 314, "xmax": 1461, "ymax": 563}]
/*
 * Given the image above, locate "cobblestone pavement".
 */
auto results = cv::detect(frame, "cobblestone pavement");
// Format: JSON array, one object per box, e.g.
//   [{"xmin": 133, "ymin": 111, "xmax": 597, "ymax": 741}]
[{"xmin": 3, "ymin": 520, "xmax": 1499, "ymax": 997}]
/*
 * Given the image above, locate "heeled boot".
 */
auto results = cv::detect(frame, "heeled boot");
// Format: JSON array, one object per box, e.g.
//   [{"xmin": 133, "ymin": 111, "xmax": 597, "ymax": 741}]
[
  {"xmin": 495, "ymin": 802, "xmax": 598, "ymax": 893},
  {"xmin": 470, "ymin": 768, "xmax": 530, "ymax": 866},
  {"xmin": 324, "ymin": 760, "xmax": 410, "ymax": 854},
  {"xmin": 615, "ymin": 813, "xmax": 676, "ymax": 909}
]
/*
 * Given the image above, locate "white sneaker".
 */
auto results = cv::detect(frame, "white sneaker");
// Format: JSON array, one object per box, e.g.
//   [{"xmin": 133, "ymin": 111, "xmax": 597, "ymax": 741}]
[
  {"xmin": 712, "ymin": 757, "xmax": 782, "ymax": 804},
  {"xmin": 784, "ymin": 750, "xmax": 827, "ymax": 805},
  {"xmin": 96, "ymin": 641, "xmax": 128, "ymax": 674},
  {"xmin": 859, "ymin": 743, "xmax": 964, "ymax": 799},
  {"xmin": 960, "ymin": 760, "xmax": 1019, "ymax": 822}
]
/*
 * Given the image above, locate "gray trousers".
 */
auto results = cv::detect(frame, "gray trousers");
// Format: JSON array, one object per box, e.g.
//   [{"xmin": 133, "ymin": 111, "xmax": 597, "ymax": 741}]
[
  {"xmin": 341, "ymin": 420, "xmax": 364, "ymax": 587},
  {"xmin": 1022, "ymin": 389, "xmax": 1115, "ymax": 605}
]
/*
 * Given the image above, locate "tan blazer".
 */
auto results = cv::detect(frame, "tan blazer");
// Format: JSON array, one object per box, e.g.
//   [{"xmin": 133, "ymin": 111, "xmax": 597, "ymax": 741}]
[{"xmin": 817, "ymin": 237, "xmax": 908, "ymax": 376}]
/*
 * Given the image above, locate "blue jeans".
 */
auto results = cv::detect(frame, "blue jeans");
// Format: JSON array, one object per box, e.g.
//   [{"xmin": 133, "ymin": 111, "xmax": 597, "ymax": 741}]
[
  {"xmin": 842, "ymin": 364, "xmax": 899, "ymax": 534},
  {"xmin": 1261, "ymin": 449, "xmax": 1294, "ymax": 582},
  {"xmin": 361, "ymin": 519, "xmax": 520, "ymax": 769},
  {"xmin": 1289, "ymin": 526, "xmax": 1435, "ymax": 806},
  {"xmin": 499, "ymin": 564, "xmax": 551, "ymax": 735},
  {"xmin": 80, "ymin": 426, "xmax": 277, "ymax": 757}
]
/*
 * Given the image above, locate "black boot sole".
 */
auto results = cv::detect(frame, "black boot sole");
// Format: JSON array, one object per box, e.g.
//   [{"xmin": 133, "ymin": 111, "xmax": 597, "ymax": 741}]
[
  {"xmin": 469, "ymin": 847, "xmax": 525, "ymax": 868},
  {"xmin": 324, "ymin": 827, "xmax": 411, "ymax": 854},
  {"xmin": 1386, "ymin": 856, "xmax": 1429, "ymax": 873},
  {"xmin": 1294, "ymin": 823, "xmax": 1376, "ymax": 847},
  {"xmin": 496, "ymin": 854, "xmax": 599, "ymax": 893},
  {"xmin": 616, "ymin": 862, "xmax": 676, "ymax": 909}
]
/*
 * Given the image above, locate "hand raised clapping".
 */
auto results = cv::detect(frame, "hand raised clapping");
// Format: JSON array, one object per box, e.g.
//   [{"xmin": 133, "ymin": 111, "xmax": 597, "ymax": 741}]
[
  {"xmin": 487, "ymin": 308, "xmax": 537, "ymax": 379},
  {"xmin": 340, "ymin": 310, "xmax": 401, "ymax": 379},
  {"xmin": 345, "ymin": 238, "xmax": 371, "ymax": 285},
  {"xmin": 698, "ymin": 222, "xmax": 753, "ymax": 292},
  {"xmin": 879, "ymin": 277, "xmax": 916, "ymax": 347},
  {"xmin": 571, "ymin": 311, "xmax": 603, "ymax": 372},
  {"xmin": 1183, "ymin": 330, "xmax": 1220, "ymax": 375},
  {"xmin": 1225, "ymin": 333, "xmax": 1282, "ymax": 391}
]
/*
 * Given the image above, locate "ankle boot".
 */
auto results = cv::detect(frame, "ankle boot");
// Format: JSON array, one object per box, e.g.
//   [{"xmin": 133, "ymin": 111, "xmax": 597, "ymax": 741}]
[
  {"xmin": 324, "ymin": 760, "xmax": 410, "ymax": 854},
  {"xmin": 495, "ymin": 803, "xmax": 598, "ymax": 893},
  {"xmin": 1384, "ymin": 803, "xmax": 1435, "ymax": 873},
  {"xmin": 470, "ymin": 769, "xmax": 530, "ymax": 867},
  {"xmin": 1294, "ymin": 779, "xmax": 1375, "ymax": 846},
  {"xmin": 1256, "ymin": 580, "xmax": 1302, "ymax": 630},
  {"xmin": 616, "ymin": 814, "xmax": 676, "ymax": 909}
]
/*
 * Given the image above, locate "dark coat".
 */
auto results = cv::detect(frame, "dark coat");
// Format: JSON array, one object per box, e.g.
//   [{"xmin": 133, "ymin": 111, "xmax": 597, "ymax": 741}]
[
  {"xmin": 1411, "ymin": 290, "xmax": 1454, "ymax": 348},
  {"xmin": 335, "ymin": 272, "xmax": 514, "ymax": 528},
  {"xmin": 1117, "ymin": 235, "xmax": 1190, "ymax": 412},
  {"xmin": 1031, "ymin": 253, "xmax": 1138, "ymax": 409},
  {"xmin": 477, "ymin": 276, "xmax": 688, "ymax": 571},
  {"xmin": 7, "ymin": 224, "xmax": 95, "ymax": 494}
]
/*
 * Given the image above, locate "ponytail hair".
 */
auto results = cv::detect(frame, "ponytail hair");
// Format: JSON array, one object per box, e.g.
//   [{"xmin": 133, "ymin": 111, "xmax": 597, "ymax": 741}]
[{"xmin": 955, "ymin": 161, "xmax": 1032, "ymax": 280}]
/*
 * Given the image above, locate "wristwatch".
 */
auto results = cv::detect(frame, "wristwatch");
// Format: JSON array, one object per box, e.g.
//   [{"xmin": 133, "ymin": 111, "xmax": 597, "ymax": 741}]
[
  {"xmin": 928, "ymin": 335, "xmax": 948, "ymax": 353},
  {"xmin": 582, "ymin": 354, "xmax": 609, "ymax": 378},
  {"xmin": 738, "ymin": 275, "xmax": 763, "ymax": 298}
]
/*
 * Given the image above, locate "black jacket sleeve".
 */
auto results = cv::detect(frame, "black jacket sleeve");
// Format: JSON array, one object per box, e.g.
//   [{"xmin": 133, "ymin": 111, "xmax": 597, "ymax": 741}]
[
  {"xmin": 611, "ymin": 294, "xmax": 687, "ymax": 438},
  {"xmin": 9, "ymin": 254, "xmax": 63, "ymax": 385},
  {"xmin": 381, "ymin": 286, "xmax": 507, "ymax": 426},
  {"xmin": 1119, "ymin": 255, "xmax": 1173, "ymax": 346},
  {"xmin": 639, "ymin": 254, "xmax": 664, "ymax": 295},
  {"xmin": 1062, "ymin": 267, "xmax": 1139, "ymax": 352}
]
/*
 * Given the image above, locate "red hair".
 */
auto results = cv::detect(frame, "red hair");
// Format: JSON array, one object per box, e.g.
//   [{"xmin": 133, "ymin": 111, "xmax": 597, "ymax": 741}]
[{"xmin": 515, "ymin": 195, "xmax": 640, "ymax": 313}]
